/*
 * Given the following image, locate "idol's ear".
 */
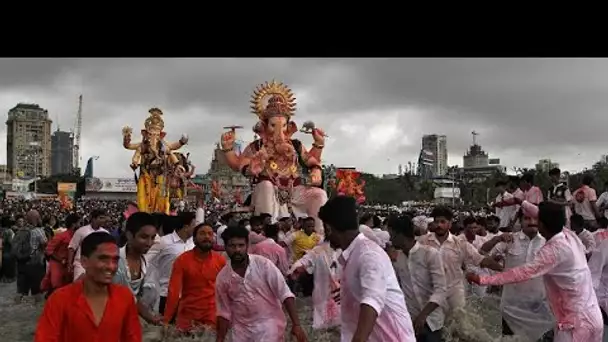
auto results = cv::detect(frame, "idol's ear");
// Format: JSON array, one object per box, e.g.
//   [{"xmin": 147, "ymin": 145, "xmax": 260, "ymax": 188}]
[
  {"xmin": 160, "ymin": 131, "xmax": 166, "ymax": 139},
  {"xmin": 259, "ymin": 122, "xmax": 267, "ymax": 136},
  {"xmin": 141, "ymin": 129, "xmax": 148, "ymax": 137},
  {"xmin": 253, "ymin": 121, "xmax": 265, "ymax": 135},
  {"xmin": 287, "ymin": 121, "xmax": 298, "ymax": 136}
]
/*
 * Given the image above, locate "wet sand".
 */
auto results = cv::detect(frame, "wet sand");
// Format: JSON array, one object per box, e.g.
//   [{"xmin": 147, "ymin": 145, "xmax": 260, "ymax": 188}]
[{"xmin": 0, "ymin": 281, "xmax": 508, "ymax": 342}]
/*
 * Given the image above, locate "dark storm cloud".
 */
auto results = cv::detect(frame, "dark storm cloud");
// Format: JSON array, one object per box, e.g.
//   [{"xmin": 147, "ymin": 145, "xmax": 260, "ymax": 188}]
[
  {"xmin": 1, "ymin": 58, "xmax": 606, "ymax": 176},
  {"xmin": 64, "ymin": 59, "xmax": 347, "ymax": 112},
  {"xmin": 0, "ymin": 58, "xmax": 77, "ymax": 89},
  {"xmin": 348, "ymin": 59, "xmax": 608, "ymax": 141}
]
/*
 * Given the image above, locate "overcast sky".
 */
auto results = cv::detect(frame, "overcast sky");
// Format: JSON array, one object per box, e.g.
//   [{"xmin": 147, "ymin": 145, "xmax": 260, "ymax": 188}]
[{"xmin": 1, "ymin": 58, "xmax": 607, "ymax": 178}]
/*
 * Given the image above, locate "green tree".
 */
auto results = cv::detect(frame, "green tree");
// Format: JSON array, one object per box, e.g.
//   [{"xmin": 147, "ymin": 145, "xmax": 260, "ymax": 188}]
[
  {"xmin": 591, "ymin": 162, "xmax": 608, "ymax": 189},
  {"xmin": 360, "ymin": 173, "xmax": 413, "ymax": 205}
]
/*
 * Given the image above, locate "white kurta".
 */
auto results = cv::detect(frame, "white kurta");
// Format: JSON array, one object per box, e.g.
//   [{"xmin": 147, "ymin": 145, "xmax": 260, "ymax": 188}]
[
  {"xmin": 418, "ymin": 232, "xmax": 485, "ymax": 315},
  {"xmin": 490, "ymin": 231, "xmax": 555, "ymax": 341},
  {"xmin": 588, "ymin": 238, "xmax": 608, "ymax": 315},
  {"xmin": 392, "ymin": 244, "xmax": 447, "ymax": 332},
  {"xmin": 145, "ymin": 231, "xmax": 195, "ymax": 297},
  {"xmin": 290, "ymin": 242, "xmax": 341, "ymax": 329},
  {"xmin": 465, "ymin": 234, "xmax": 494, "ymax": 297}
]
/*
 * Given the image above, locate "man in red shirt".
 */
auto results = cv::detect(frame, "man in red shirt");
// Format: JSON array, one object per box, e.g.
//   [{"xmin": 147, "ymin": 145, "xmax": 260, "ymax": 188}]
[
  {"xmin": 163, "ymin": 222, "xmax": 226, "ymax": 332},
  {"xmin": 41, "ymin": 213, "xmax": 81, "ymax": 297},
  {"xmin": 35, "ymin": 232, "xmax": 142, "ymax": 342}
]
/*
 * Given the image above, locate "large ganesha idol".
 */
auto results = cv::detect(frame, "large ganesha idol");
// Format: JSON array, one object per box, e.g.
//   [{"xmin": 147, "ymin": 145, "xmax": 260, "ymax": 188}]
[
  {"xmin": 220, "ymin": 81, "xmax": 327, "ymax": 234},
  {"xmin": 122, "ymin": 108, "xmax": 189, "ymax": 214}
]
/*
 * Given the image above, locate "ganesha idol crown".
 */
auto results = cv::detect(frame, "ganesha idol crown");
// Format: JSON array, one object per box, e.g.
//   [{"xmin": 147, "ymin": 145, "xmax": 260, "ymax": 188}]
[
  {"xmin": 250, "ymin": 80, "xmax": 297, "ymax": 121},
  {"xmin": 145, "ymin": 107, "xmax": 165, "ymax": 132}
]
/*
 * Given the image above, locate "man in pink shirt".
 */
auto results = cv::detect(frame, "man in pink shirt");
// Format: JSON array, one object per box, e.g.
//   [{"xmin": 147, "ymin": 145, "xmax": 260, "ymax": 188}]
[
  {"xmin": 467, "ymin": 201, "xmax": 603, "ymax": 341},
  {"xmin": 499, "ymin": 174, "xmax": 543, "ymax": 228},
  {"xmin": 319, "ymin": 196, "xmax": 416, "ymax": 342},
  {"xmin": 248, "ymin": 224, "xmax": 290, "ymax": 275},
  {"xmin": 215, "ymin": 226, "xmax": 307, "ymax": 342},
  {"xmin": 520, "ymin": 173, "xmax": 543, "ymax": 205}
]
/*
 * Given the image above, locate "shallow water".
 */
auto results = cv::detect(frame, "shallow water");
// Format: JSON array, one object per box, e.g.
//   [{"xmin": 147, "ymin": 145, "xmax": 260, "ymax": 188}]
[{"xmin": 0, "ymin": 280, "xmax": 514, "ymax": 342}]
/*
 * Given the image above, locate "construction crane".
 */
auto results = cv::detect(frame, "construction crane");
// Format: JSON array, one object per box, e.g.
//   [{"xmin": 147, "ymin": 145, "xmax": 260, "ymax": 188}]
[{"xmin": 73, "ymin": 95, "xmax": 83, "ymax": 175}]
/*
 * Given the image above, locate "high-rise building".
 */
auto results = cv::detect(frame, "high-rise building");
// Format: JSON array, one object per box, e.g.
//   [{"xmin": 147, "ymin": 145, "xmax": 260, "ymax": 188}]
[
  {"xmin": 535, "ymin": 159, "xmax": 559, "ymax": 172},
  {"xmin": 51, "ymin": 130, "xmax": 74, "ymax": 175},
  {"xmin": 421, "ymin": 134, "xmax": 448, "ymax": 176},
  {"xmin": 6, "ymin": 103, "xmax": 52, "ymax": 178},
  {"xmin": 417, "ymin": 149, "xmax": 435, "ymax": 179}
]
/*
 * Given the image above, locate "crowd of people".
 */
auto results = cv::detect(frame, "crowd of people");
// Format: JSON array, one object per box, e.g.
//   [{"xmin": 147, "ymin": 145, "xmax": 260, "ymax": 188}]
[{"xmin": 1, "ymin": 167, "xmax": 608, "ymax": 341}]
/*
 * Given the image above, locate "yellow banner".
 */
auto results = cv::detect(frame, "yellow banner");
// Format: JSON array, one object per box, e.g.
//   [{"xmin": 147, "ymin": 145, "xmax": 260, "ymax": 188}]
[{"xmin": 57, "ymin": 183, "xmax": 77, "ymax": 192}]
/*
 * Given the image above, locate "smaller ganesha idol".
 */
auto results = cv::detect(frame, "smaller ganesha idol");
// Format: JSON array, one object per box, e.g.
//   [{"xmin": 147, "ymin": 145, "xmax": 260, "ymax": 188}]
[
  {"xmin": 122, "ymin": 107, "xmax": 188, "ymax": 214},
  {"xmin": 220, "ymin": 80, "xmax": 328, "ymax": 233},
  {"xmin": 335, "ymin": 168, "xmax": 366, "ymax": 204}
]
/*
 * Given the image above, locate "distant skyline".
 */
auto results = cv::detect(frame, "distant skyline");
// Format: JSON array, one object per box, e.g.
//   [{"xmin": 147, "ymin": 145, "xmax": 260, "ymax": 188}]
[{"xmin": 1, "ymin": 58, "xmax": 607, "ymax": 177}]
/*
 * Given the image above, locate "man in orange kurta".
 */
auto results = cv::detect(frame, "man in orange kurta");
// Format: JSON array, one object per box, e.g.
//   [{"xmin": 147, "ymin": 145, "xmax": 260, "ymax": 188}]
[
  {"xmin": 35, "ymin": 231, "xmax": 142, "ymax": 342},
  {"xmin": 164, "ymin": 223, "xmax": 226, "ymax": 331}
]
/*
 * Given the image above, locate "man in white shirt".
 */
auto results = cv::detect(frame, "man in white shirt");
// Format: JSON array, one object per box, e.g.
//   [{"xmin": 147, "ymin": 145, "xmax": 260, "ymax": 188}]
[
  {"xmin": 370, "ymin": 214, "xmax": 391, "ymax": 249},
  {"xmin": 461, "ymin": 216, "xmax": 492, "ymax": 298},
  {"xmin": 504, "ymin": 176, "xmax": 524, "ymax": 225},
  {"xmin": 493, "ymin": 181, "xmax": 517, "ymax": 231},
  {"xmin": 67, "ymin": 209, "xmax": 109, "ymax": 281},
  {"xmin": 278, "ymin": 216, "xmax": 297, "ymax": 262},
  {"xmin": 479, "ymin": 210, "xmax": 554, "ymax": 341},
  {"xmin": 195, "ymin": 206, "xmax": 205, "ymax": 227},
  {"xmin": 319, "ymin": 196, "xmax": 415, "ymax": 342},
  {"xmin": 571, "ymin": 213, "xmax": 596, "ymax": 254},
  {"xmin": 418, "ymin": 207, "xmax": 503, "ymax": 316},
  {"xmin": 547, "ymin": 167, "xmax": 573, "ymax": 224},
  {"xmin": 145, "ymin": 211, "xmax": 196, "ymax": 315},
  {"xmin": 214, "ymin": 213, "xmax": 232, "ymax": 249},
  {"xmin": 390, "ymin": 215, "xmax": 447, "ymax": 342},
  {"xmin": 289, "ymin": 236, "xmax": 342, "ymax": 330}
]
